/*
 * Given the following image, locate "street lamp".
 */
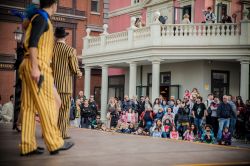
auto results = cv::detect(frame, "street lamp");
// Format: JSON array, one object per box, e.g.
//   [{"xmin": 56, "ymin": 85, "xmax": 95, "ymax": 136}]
[
  {"xmin": 12, "ymin": 26, "xmax": 24, "ymax": 132},
  {"xmin": 13, "ymin": 26, "xmax": 24, "ymax": 45}
]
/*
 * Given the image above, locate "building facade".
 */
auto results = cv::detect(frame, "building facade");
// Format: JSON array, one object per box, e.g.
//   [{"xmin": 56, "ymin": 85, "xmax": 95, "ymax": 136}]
[
  {"xmin": 82, "ymin": 0, "xmax": 250, "ymax": 121},
  {"xmin": 0, "ymin": 0, "xmax": 109, "ymax": 105}
]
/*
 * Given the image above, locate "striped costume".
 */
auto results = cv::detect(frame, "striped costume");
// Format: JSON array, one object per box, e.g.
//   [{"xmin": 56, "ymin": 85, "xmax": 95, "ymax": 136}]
[
  {"xmin": 52, "ymin": 42, "xmax": 81, "ymax": 138},
  {"xmin": 19, "ymin": 14, "xmax": 64, "ymax": 155}
]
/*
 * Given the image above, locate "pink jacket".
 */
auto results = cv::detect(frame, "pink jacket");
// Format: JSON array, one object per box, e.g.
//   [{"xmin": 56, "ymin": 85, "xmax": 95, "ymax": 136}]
[{"xmin": 125, "ymin": 112, "xmax": 136, "ymax": 124}]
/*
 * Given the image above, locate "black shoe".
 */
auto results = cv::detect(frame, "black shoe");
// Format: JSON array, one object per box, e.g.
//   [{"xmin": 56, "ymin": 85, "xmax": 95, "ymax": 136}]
[
  {"xmin": 21, "ymin": 148, "xmax": 44, "ymax": 156},
  {"xmin": 63, "ymin": 136, "xmax": 71, "ymax": 140},
  {"xmin": 37, "ymin": 146, "xmax": 45, "ymax": 151},
  {"xmin": 50, "ymin": 141, "xmax": 74, "ymax": 155}
]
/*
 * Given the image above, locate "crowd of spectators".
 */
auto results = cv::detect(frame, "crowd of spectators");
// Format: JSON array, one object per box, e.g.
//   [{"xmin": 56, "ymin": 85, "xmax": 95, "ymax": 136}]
[{"xmin": 70, "ymin": 88, "xmax": 250, "ymax": 145}]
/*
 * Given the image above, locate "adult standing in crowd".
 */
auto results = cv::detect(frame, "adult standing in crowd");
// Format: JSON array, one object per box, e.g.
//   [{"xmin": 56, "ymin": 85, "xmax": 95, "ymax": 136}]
[
  {"xmin": 205, "ymin": 94, "xmax": 214, "ymax": 125},
  {"xmin": 210, "ymin": 96, "xmax": 220, "ymax": 137},
  {"xmin": 19, "ymin": 0, "xmax": 73, "ymax": 156},
  {"xmin": 228, "ymin": 95, "xmax": 237, "ymax": 137},
  {"xmin": 89, "ymin": 95, "xmax": 98, "ymax": 117},
  {"xmin": 81, "ymin": 99, "xmax": 94, "ymax": 128},
  {"xmin": 52, "ymin": 27, "xmax": 82, "ymax": 139},
  {"xmin": 192, "ymin": 96, "xmax": 207, "ymax": 135},
  {"xmin": 217, "ymin": 95, "xmax": 233, "ymax": 143}
]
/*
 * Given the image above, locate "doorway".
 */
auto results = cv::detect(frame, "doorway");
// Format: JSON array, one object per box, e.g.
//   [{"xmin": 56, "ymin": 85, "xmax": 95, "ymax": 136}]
[
  {"xmin": 160, "ymin": 86, "xmax": 169, "ymax": 100},
  {"xmin": 173, "ymin": 5, "xmax": 192, "ymax": 24},
  {"xmin": 211, "ymin": 70, "xmax": 230, "ymax": 99}
]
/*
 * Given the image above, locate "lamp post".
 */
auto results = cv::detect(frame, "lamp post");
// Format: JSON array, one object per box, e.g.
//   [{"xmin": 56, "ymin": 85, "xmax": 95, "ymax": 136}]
[
  {"xmin": 14, "ymin": 26, "xmax": 24, "ymax": 47},
  {"xmin": 13, "ymin": 26, "xmax": 24, "ymax": 131}
]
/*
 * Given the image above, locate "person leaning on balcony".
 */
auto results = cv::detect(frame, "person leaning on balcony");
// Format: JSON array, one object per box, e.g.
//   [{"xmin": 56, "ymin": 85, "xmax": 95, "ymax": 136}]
[
  {"xmin": 203, "ymin": 7, "xmax": 216, "ymax": 23},
  {"xmin": 135, "ymin": 16, "xmax": 145, "ymax": 28}
]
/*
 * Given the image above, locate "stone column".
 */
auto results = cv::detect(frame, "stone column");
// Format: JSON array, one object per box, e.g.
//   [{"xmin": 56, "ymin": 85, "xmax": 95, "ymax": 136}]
[
  {"xmin": 84, "ymin": 66, "xmax": 91, "ymax": 99},
  {"xmin": 129, "ymin": 62, "xmax": 137, "ymax": 99},
  {"xmin": 240, "ymin": 60, "xmax": 250, "ymax": 101},
  {"xmin": 151, "ymin": 60, "xmax": 160, "ymax": 101},
  {"xmin": 101, "ymin": 65, "xmax": 108, "ymax": 122}
]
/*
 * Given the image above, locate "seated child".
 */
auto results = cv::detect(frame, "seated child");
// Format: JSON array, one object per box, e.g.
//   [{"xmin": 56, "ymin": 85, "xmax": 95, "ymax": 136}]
[
  {"xmin": 201, "ymin": 125, "xmax": 215, "ymax": 144},
  {"xmin": 170, "ymin": 126, "xmax": 179, "ymax": 140},
  {"xmin": 128, "ymin": 123, "xmax": 136, "ymax": 133},
  {"xmin": 162, "ymin": 119, "xmax": 172, "ymax": 138},
  {"xmin": 183, "ymin": 127, "xmax": 195, "ymax": 141},
  {"xmin": 151, "ymin": 119, "xmax": 164, "ymax": 138},
  {"xmin": 221, "ymin": 127, "xmax": 232, "ymax": 145},
  {"xmin": 91, "ymin": 115, "xmax": 103, "ymax": 129}
]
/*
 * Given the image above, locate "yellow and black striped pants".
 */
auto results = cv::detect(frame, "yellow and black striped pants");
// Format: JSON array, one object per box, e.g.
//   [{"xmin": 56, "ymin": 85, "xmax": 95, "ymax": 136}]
[
  {"xmin": 19, "ymin": 59, "xmax": 64, "ymax": 154},
  {"xmin": 57, "ymin": 93, "xmax": 71, "ymax": 138}
]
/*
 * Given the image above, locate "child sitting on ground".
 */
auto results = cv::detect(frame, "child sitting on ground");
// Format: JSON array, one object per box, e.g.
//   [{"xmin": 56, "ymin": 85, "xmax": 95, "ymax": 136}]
[
  {"xmin": 91, "ymin": 115, "xmax": 103, "ymax": 129},
  {"xmin": 221, "ymin": 127, "xmax": 232, "ymax": 145},
  {"xmin": 183, "ymin": 126, "xmax": 195, "ymax": 141},
  {"xmin": 162, "ymin": 119, "xmax": 172, "ymax": 138},
  {"xmin": 170, "ymin": 126, "xmax": 179, "ymax": 140},
  {"xmin": 201, "ymin": 125, "xmax": 215, "ymax": 144},
  {"xmin": 128, "ymin": 123, "xmax": 136, "ymax": 133},
  {"xmin": 151, "ymin": 119, "xmax": 164, "ymax": 138}
]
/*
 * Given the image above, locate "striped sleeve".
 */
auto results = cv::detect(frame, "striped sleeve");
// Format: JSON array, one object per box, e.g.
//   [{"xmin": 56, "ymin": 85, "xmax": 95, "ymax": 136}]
[{"xmin": 68, "ymin": 49, "xmax": 80, "ymax": 75}]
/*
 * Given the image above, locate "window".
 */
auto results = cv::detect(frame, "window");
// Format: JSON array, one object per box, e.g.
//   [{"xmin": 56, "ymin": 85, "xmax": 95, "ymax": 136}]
[
  {"xmin": 211, "ymin": 70, "xmax": 230, "ymax": 99},
  {"xmin": 91, "ymin": 0, "xmax": 99, "ymax": 13},
  {"xmin": 182, "ymin": 5, "xmax": 192, "ymax": 22},
  {"xmin": 148, "ymin": 72, "xmax": 171, "ymax": 86},
  {"xmin": 217, "ymin": 3, "xmax": 227, "ymax": 23}
]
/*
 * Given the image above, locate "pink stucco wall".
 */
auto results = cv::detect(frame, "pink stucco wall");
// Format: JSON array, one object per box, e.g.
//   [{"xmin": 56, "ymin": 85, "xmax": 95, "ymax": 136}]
[
  {"xmin": 194, "ymin": 0, "xmax": 206, "ymax": 23},
  {"xmin": 109, "ymin": 14, "xmax": 131, "ymax": 33},
  {"xmin": 231, "ymin": 0, "xmax": 242, "ymax": 22},
  {"xmin": 109, "ymin": 0, "xmax": 131, "ymax": 11},
  {"xmin": 108, "ymin": 68, "xmax": 126, "ymax": 76},
  {"xmin": 205, "ymin": 0, "xmax": 214, "ymax": 10}
]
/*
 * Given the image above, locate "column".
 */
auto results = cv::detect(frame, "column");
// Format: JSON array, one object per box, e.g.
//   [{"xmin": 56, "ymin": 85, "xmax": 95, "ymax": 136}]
[
  {"xmin": 84, "ymin": 66, "xmax": 91, "ymax": 99},
  {"xmin": 129, "ymin": 62, "xmax": 137, "ymax": 98},
  {"xmin": 151, "ymin": 61, "xmax": 160, "ymax": 101},
  {"xmin": 240, "ymin": 60, "xmax": 249, "ymax": 101},
  {"xmin": 101, "ymin": 65, "xmax": 108, "ymax": 122}
]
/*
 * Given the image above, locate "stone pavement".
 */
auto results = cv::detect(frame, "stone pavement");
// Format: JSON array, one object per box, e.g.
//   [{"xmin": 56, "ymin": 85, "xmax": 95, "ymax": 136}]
[{"xmin": 0, "ymin": 123, "xmax": 250, "ymax": 166}]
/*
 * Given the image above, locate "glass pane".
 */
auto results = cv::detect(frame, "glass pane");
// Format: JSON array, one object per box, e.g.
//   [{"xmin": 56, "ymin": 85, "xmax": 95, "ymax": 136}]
[
  {"xmin": 213, "ymin": 73, "xmax": 227, "ymax": 84},
  {"xmin": 148, "ymin": 74, "xmax": 152, "ymax": 85},
  {"xmin": 109, "ymin": 76, "xmax": 125, "ymax": 86},
  {"xmin": 161, "ymin": 73, "xmax": 171, "ymax": 84},
  {"xmin": 91, "ymin": 1, "xmax": 98, "ymax": 12},
  {"xmin": 170, "ymin": 86, "xmax": 178, "ymax": 99},
  {"xmin": 149, "ymin": 87, "xmax": 152, "ymax": 100},
  {"xmin": 108, "ymin": 88, "xmax": 115, "ymax": 99}
]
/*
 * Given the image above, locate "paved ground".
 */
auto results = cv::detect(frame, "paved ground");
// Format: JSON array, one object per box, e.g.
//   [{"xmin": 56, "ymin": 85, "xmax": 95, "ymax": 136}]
[{"xmin": 0, "ymin": 123, "xmax": 250, "ymax": 166}]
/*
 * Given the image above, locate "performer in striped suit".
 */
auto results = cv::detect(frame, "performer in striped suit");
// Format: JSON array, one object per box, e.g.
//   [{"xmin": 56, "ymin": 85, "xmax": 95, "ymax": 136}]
[
  {"xmin": 19, "ymin": 0, "xmax": 74, "ymax": 156},
  {"xmin": 52, "ymin": 27, "xmax": 82, "ymax": 139}
]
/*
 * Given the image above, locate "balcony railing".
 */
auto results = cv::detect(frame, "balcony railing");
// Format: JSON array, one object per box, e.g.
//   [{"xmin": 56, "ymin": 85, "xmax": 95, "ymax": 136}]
[{"xmin": 83, "ymin": 11, "xmax": 250, "ymax": 56}]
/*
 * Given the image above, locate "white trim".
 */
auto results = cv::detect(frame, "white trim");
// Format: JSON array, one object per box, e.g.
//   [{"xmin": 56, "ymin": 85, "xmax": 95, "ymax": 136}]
[{"xmin": 91, "ymin": 12, "xmax": 101, "ymax": 15}]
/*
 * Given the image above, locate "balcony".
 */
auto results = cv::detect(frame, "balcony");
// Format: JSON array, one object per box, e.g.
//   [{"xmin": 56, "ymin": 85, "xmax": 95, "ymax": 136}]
[{"xmin": 83, "ymin": 11, "xmax": 250, "ymax": 66}]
